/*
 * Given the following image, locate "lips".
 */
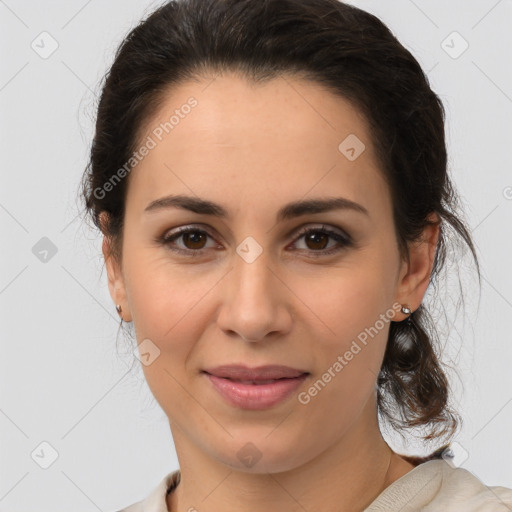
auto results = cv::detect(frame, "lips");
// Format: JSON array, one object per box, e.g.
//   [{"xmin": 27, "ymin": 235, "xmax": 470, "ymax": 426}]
[
  {"xmin": 202, "ymin": 364, "xmax": 309, "ymax": 381},
  {"xmin": 202, "ymin": 366, "xmax": 310, "ymax": 410}
]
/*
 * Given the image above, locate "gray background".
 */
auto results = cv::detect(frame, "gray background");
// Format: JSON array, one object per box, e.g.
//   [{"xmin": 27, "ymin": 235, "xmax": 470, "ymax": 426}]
[{"xmin": 1, "ymin": 0, "xmax": 511, "ymax": 510}]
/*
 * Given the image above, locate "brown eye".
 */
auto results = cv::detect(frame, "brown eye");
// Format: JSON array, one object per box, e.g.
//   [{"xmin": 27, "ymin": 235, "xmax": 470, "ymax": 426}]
[
  {"xmin": 180, "ymin": 231, "xmax": 208, "ymax": 250},
  {"xmin": 303, "ymin": 231, "xmax": 330, "ymax": 251},
  {"xmin": 292, "ymin": 225, "xmax": 353, "ymax": 257},
  {"xmin": 160, "ymin": 227, "xmax": 216, "ymax": 256}
]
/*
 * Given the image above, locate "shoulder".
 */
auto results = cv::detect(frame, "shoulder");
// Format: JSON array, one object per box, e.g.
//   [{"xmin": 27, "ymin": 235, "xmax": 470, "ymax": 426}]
[
  {"xmin": 366, "ymin": 459, "xmax": 512, "ymax": 512},
  {"xmin": 435, "ymin": 461, "xmax": 512, "ymax": 511},
  {"xmin": 111, "ymin": 469, "xmax": 180, "ymax": 512}
]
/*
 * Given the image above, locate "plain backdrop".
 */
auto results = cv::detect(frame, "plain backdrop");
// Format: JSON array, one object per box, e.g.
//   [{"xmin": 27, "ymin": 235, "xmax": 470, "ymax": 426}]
[{"xmin": 1, "ymin": 0, "xmax": 511, "ymax": 510}]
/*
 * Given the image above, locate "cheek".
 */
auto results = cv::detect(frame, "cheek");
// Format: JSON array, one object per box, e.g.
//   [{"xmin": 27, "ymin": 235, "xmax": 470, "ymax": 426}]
[
  {"xmin": 124, "ymin": 248, "xmax": 221, "ymax": 340},
  {"xmin": 293, "ymin": 260, "xmax": 393, "ymax": 345},
  {"xmin": 291, "ymin": 259, "xmax": 394, "ymax": 403},
  {"xmin": 121, "ymin": 253, "xmax": 205, "ymax": 394},
  {"xmin": 133, "ymin": 303, "xmax": 208, "ymax": 421},
  {"xmin": 295, "ymin": 273, "xmax": 393, "ymax": 438}
]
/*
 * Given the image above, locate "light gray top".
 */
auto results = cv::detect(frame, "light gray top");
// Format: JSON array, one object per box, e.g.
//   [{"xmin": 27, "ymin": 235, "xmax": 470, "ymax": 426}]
[{"xmin": 114, "ymin": 460, "xmax": 512, "ymax": 512}]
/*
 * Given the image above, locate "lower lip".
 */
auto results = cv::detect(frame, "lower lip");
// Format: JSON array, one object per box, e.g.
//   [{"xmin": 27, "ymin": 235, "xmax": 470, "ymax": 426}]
[{"xmin": 204, "ymin": 372, "xmax": 309, "ymax": 410}]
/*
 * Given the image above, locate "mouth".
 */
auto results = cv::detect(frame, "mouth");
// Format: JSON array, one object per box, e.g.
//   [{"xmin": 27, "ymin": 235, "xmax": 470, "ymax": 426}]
[{"xmin": 201, "ymin": 365, "xmax": 310, "ymax": 410}]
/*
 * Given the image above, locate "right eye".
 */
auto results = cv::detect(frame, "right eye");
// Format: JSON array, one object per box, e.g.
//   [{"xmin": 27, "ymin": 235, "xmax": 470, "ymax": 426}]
[{"xmin": 159, "ymin": 226, "xmax": 218, "ymax": 256}]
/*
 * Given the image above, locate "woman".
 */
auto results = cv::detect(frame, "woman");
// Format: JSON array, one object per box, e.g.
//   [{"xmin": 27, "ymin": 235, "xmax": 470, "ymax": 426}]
[{"xmin": 80, "ymin": 0, "xmax": 512, "ymax": 510}]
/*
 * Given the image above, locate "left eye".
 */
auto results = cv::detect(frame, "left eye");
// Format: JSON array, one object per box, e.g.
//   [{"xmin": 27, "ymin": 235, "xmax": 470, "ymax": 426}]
[
  {"xmin": 159, "ymin": 224, "xmax": 352, "ymax": 257},
  {"xmin": 293, "ymin": 226, "xmax": 352, "ymax": 254}
]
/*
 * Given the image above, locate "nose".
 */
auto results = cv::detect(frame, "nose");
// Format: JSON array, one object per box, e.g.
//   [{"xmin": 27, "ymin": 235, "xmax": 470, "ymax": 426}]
[{"xmin": 216, "ymin": 248, "xmax": 292, "ymax": 343}]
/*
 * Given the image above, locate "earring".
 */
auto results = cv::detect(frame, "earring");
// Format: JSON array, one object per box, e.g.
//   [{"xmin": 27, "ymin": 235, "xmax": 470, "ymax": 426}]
[
  {"xmin": 401, "ymin": 304, "xmax": 412, "ymax": 315},
  {"xmin": 116, "ymin": 304, "xmax": 123, "ymax": 316}
]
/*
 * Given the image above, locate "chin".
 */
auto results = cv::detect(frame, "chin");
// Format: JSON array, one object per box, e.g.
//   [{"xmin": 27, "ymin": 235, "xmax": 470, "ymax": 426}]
[{"xmin": 213, "ymin": 437, "xmax": 311, "ymax": 475}]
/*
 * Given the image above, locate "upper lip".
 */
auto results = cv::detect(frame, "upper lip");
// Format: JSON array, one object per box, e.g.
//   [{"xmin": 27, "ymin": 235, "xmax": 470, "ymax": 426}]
[{"xmin": 202, "ymin": 365, "xmax": 309, "ymax": 380}]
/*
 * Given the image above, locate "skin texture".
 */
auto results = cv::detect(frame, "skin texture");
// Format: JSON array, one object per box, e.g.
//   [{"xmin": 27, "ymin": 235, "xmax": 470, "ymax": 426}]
[{"xmin": 102, "ymin": 71, "xmax": 440, "ymax": 511}]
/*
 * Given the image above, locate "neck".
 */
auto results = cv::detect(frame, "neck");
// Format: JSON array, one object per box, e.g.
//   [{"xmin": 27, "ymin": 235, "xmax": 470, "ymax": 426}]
[{"xmin": 166, "ymin": 400, "xmax": 415, "ymax": 512}]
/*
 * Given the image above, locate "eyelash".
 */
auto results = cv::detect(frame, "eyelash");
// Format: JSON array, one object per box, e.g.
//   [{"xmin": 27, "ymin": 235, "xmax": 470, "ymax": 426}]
[{"xmin": 157, "ymin": 224, "xmax": 353, "ymax": 258}]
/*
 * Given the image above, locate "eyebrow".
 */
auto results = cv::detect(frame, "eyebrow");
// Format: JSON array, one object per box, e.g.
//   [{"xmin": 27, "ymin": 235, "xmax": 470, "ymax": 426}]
[{"xmin": 144, "ymin": 194, "xmax": 369, "ymax": 222}]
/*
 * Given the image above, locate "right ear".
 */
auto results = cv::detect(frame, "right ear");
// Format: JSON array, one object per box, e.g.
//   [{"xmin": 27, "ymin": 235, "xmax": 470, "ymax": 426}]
[{"xmin": 100, "ymin": 212, "xmax": 132, "ymax": 322}]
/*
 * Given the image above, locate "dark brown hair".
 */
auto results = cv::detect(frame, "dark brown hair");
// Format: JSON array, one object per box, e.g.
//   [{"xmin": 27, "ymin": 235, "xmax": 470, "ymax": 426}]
[{"xmin": 80, "ymin": 0, "xmax": 480, "ymax": 447}]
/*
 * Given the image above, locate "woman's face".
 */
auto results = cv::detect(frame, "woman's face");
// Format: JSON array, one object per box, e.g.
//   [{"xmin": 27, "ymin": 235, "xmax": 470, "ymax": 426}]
[{"xmin": 104, "ymin": 72, "xmax": 431, "ymax": 473}]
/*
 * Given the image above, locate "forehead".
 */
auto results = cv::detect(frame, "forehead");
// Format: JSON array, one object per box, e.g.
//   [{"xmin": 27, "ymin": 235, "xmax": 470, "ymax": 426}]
[
  {"xmin": 140, "ymin": 72, "xmax": 371, "ymax": 152},
  {"xmin": 127, "ymin": 72, "xmax": 391, "ymax": 221}
]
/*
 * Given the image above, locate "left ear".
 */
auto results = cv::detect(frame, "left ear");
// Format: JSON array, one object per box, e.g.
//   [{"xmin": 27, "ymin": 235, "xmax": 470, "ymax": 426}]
[{"xmin": 395, "ymin": 213, "xmax": 440, "ymax": 315}]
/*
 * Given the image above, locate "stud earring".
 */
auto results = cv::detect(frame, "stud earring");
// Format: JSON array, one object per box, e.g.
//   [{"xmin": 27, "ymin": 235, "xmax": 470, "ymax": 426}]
[
  {"xmin": 116, "ymin": 304, "xmax": 122, "ymax": 316},
  {"xmin": 401, "ymin": 304, "xmax": 412, "ymax": 315}
]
